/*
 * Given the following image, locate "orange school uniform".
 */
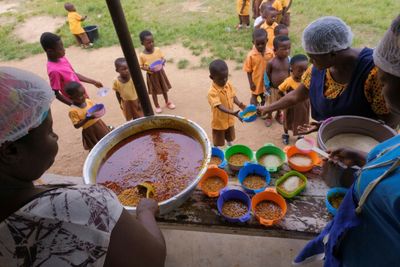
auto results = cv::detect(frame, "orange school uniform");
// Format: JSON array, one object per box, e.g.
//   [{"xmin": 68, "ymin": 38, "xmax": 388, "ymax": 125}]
[
  {"xmin": 243, "ymin": 46, "xmax": 274, "ymax": 95},
  {"xmin": 236, "ymin": 0, "xmax": 251, "ymax": 15},
  {"xmin": 67, "ymin": 11, "xmax": 85, "ymax": 35},
  {"xmin": 207, "ymin": 81, "xmax": 237, "ymax": 130},
  {"xmin": 260, "ymin": 22, "xmax": 278, "ymax": 50}
]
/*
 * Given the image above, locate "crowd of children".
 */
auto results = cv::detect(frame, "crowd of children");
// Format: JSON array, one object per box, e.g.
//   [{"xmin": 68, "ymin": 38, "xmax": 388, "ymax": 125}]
[
  {"xmin": 209, "ymin": 0, "xmax": 309, "ymax": 147},
  {"xmin": 40, "ymin": 5, "xmax": 175, "ymax": 151},
  {"xmin": 41, "ymin": 1, "xmax": 309, "ymax": 152}
]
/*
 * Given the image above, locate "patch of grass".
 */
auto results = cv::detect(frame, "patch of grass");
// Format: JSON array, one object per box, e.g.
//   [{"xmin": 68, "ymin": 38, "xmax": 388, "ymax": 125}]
[
  {"xmin": 0, "ymin": 0, "xmax": 399, "ymax": 62},
  {"xmin": 177, "ymin": 59, "xmax": 189, "ymax": 69}
]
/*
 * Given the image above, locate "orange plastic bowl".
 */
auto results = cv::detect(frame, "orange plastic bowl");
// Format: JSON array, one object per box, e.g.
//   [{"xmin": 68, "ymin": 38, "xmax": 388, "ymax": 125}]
[
  {"xmin": 251, "ymin": 188, "xmax": 287, "ymax": 227},
  {"xmin": 199, "ymin": 165, "xmax": 228, "ymax": 197},
  {"xmin": 285, "ymin": 145, "xmax": 321, "ymax": 173}
]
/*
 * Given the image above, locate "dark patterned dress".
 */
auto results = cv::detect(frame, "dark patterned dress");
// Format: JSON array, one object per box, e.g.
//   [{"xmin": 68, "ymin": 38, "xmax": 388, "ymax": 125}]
[{"xmin": 0, "ymin": 185, "xmax": 123, "ymax": 266}]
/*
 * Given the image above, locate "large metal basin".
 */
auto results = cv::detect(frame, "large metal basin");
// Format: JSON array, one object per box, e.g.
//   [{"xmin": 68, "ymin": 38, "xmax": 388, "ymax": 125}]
[{"xmin": 83, "ymin": 115, "xmax": 211, "ymax": 214}]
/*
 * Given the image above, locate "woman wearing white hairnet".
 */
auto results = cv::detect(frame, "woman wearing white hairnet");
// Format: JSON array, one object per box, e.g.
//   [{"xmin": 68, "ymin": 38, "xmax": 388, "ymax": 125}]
[
  {"xmin": 294, "ymin": 15, "xmax": 400, "ymax": 267},
  {"xmin": 0, "ymin": 67, "xmax": 166, "ymax": 266},
  {"xmin": 259, "ymin": 16, "xmax": 399, "ymax": 133}
]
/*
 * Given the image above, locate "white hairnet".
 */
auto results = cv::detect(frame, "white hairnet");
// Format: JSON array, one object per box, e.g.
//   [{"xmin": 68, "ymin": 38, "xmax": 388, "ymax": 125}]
[
  {"xmin": 373, "ymin": 15, "xmax": 400, "ymax": 77},
  {"xmin": 302, "ymin": 16, "xmax": 353, "ymax": 54},
  {"xmin": 0, "ymin": 67, "xmax": 54, "ymax": 146}
]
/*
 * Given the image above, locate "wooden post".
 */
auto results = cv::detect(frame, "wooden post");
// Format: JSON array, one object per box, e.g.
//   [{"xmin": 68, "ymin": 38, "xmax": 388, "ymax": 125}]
[{"xmin": 105, "ymin": 0, "xmax": 154, "ymax": 116}]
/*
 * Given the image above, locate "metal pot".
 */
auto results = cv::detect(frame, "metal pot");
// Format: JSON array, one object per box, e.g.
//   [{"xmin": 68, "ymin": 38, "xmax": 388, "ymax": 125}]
[
  {"xmin": 83, "ymin": 115, "xmax": 211, "ymax": 214},
  {"xmin": 318, "ymin": 116, "xmax": 397, "ymax": 188}
]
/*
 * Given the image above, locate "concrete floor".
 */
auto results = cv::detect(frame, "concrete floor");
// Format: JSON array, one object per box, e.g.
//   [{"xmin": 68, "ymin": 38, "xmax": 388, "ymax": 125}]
[{"xmin": 163, "ymin": 229, "xmax": 323, "ymax": 267}]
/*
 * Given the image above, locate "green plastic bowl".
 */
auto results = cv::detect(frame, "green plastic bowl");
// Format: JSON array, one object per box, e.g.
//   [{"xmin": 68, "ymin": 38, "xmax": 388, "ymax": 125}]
[
  {"xmin": 225, "ymin": 144, "xmax": 254, "ymax": 172},
  {"xmin": 275, "ymin": 171, "xmax": 307, "ymax": 199},
  {"xmin": 255, "ymin": 143, "xmax": 287, "ymax": 172}
]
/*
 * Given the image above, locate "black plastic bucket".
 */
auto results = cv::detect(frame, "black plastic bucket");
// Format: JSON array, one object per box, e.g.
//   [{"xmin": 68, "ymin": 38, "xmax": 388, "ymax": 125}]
[{"xmin": 84, "ymin": 25, "xmax": 99, "ymax": 43}]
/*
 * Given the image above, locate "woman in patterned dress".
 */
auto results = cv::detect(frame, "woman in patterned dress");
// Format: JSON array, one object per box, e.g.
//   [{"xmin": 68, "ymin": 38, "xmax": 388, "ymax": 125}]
[{"xmin": 259, "ymin": 16, "xmax": 399, "ymax": 133}]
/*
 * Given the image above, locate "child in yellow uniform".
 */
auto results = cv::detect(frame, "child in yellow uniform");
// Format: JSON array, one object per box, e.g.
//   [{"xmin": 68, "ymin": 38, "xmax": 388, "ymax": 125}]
[
  {"xmin": 113, "ymin": 57, "xmax": 144, "ymax": 121},
  {"xmin": 260, "ymin": 0, "xmax": 291, "ymax": 25},
  {"xmin": 255, "ymin": 5, "xmax": 278, "ymax": 50},
  {"xmin": 139, "ymin": 30, "xmax": 174, "ymax": 114},
  {"xmin": 278, "ymin": 54, "xmax": 309, "ymax": 144},
  {"xmin": 64, "ymin": 3, "xmax": 92, "ymax": 48},
  {"xmin": 243, "ymin": 29, "xmax": 274, "ymax": 107},
  {"xmin": 207, "ymin": 60, "xmax": 246, "ymax": 147},
  {"xmin": 66, "ymin": 82, "xmax": 110, "ymax": 150},
  {"xmin": 236, "ymin": 0, "xmax": 251, "ymax": 29}
]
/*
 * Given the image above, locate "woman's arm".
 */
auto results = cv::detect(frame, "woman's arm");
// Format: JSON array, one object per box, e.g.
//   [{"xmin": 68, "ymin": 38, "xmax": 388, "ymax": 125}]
[
  {"xmin": 104, "ymin": 200, "xmax": 166, "ymax": 267},
  {"xmin": 259, "ymin": 83, "xmax": 309, "ymax": 114}
]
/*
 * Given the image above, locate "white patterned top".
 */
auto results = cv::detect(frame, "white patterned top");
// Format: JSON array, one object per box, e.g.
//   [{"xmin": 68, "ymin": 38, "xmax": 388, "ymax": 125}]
[{"xmin": 0, "ymin": 185, "xmax": 123, "ymax": 266}]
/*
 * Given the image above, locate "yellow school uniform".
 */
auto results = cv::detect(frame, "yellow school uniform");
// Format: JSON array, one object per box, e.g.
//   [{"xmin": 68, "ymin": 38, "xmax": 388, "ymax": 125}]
[
  {"xmin": 302, "ymin": 65, "xmax": 389, "ymax": 115},
  {"xmin": 279, "ymin": 76, "xmax": 300, "ymax": 92},
  {"xmin": 69, "ymin": 99, "xmax": 99, "ymax": 129},
  {"xmin": 207, "ymin": 81, "xmax": 237, "ymax": 130},
  {"xmin": 261, "ymin": 0, "xmax": 282, "ymax": 10},
  {"xmin": 260, "ymin": 22, "xmax": 278, "ymax": 50},
  {"xmin": 139, "ymin": 47, "xmax": 164, "ymax": 70},
  {"xmin": 236, "ymin": 0, "xmax": 251, "ymax": 15},
  {"xmin": 67, "ymin": 11, "xmax": 85, "ymax": 35},
  {"xmin": 112, "ymin": 78, "xmax": 138, "ymax": 101},
  {"xmin": 243, "ymin": 46, "xmax": 274, "ymax": 95}
]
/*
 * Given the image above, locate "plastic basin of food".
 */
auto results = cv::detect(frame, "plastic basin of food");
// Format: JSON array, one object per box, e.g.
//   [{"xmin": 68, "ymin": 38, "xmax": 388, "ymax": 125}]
[
  {"xmin": 239, "ymin": 104, "xmax": 257, "ymax": 123},
  {"xmin": 275, "ymin": 171, "xmax": 307, "ymax": 198},
  {"xmin": 255, "ymin": 143, "xmax": 286, "ymax": 173},
  {"xmin": 217, "ymin": 188, "xmax": 252, "ymax": 223},
  {"xmin": 225, "ymin": 144, "xmax": 254, "ymax": 172},
  {"xmin": 251, "ymin": 188, "xmax": 287, "ymax": 227},
  {"xmin": 199, "ymin": 165, "xmax": 228, "ymax": 197},
  {"xmin": 238, "ymin": 162, "xmax": 270, "ymax": 194}
]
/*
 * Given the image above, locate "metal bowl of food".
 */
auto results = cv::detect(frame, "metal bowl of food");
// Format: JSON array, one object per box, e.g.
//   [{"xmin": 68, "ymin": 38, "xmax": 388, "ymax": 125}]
[{"xmin": 83, "ymin": 115, "xmax": 211, "ymax": 214}]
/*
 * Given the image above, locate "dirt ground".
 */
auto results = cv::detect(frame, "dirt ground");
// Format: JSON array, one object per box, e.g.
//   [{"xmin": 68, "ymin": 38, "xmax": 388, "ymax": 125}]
[
  {"xmin": 13, "ymin": 16, "xmax": 66, "ymax": 43},
  {"xmin": 2, "ymin": 43, "xmax": 301, "ymax": 177}
]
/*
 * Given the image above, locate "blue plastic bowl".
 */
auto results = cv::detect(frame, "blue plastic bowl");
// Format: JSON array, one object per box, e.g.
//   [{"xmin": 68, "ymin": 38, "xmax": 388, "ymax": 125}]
[
  {"xmin": 211, "ymin": 147, "xmax": 227, "ymax": 169},
  {"xmin": 239, "ymin": 104, "xmax": 257, "ymax": 122},
  {"xmin": 238, "ymin": 163, "xmax": 270, "ymax": 194},
  {"xmin": 86, "ymin": 103, "xmax": 105, "ymax": 118},
  {"xmin": 217, "ymin": 188, "xmax": 251, "ymax": 223},
  {"xmin": 149, "ymin": 59, "xmax": 165, "ymax": 72},
  {"xmin": 326, "ymin": 187, "xmax": 348, "ymax": 216}
]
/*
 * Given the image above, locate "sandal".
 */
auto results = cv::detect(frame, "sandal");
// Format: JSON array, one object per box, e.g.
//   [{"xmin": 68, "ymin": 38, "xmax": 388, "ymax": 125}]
[
  {"xmin": 282, "ymin": 134, "xmax": 290, "ymax": 145},
  {"xmin": 166, "ymin": 102, "xmax": 176, "ymax": 110},
  {"xmin": 155, "ymin": 107, "xmax": 162, "ymax": 113}
]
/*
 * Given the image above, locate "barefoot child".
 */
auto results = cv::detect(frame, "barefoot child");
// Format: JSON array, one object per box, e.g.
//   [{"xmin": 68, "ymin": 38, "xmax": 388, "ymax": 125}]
[
  {"xmin": 255, "ymin": 5, "xmax": 278, "ymax": 50},
  {"xmin": 279, "ymin": 54, "xmax": 309, "ymax": 144},
  {"xmin": 264, "ymin": 35, "xmax": 291, "ymax": 126},
  {"xmin": 208, "ymin": 60, "xmax": 246, "ymax": 147},
  {"xmin": 139, "ymin": 30, "xmax": 175, "ymax": 114},
  {"xmin": 113, "ymin": 57, "xmax": 144, "ymax": 121},
  {"xmin": 40, "ymin": 32, "xmax": 103, "ymax": 106},
  {"xmin": 236, "ymin": 0, "xmax": 251, "ymax": 29},
  {"xmin": 243, "ymin": 29, "xmax": 274, "ymax": 107},
  {"xmin": 64, "ymin": 3, "xmax": 92, "ymax": 48},
  {"xmin": 65, "ymin": 81, "xmax": 110, "ymax": 150}
]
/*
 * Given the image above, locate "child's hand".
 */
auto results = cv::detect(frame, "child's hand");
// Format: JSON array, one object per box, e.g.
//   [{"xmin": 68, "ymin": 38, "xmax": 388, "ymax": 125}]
[
  {"xmin": 86, "ymin": 114, "xmax": 96, "ymax": 120},
  {"xmin": 239, "ymin": 103, "xmax": 247, "ymax": 110},
  {"xmin": 234, "ymin": 110, "xmax": 243, "ymax": 122},
  {"xmin": 94, "ymin": 81, "xmax": 103, "ymax": 88}
]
